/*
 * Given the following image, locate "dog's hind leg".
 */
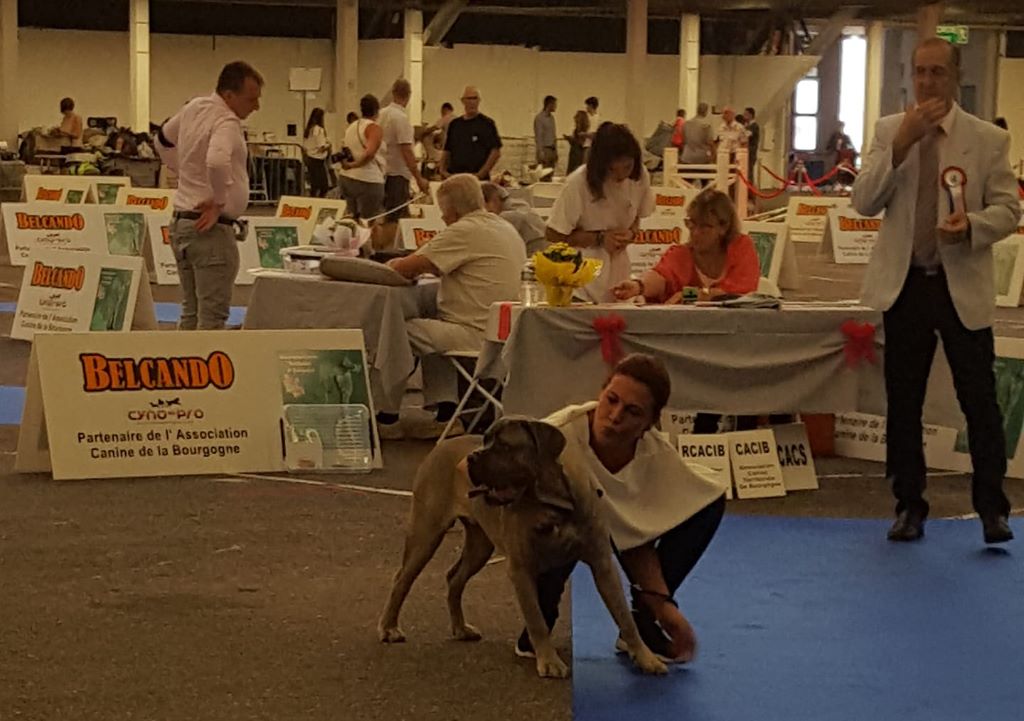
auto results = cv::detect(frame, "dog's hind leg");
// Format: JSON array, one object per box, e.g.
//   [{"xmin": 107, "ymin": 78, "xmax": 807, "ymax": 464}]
[
  {"xmin": 446, "ymin": 521, "xmax": 495, "ymax": 641},
  {"xmin": 377, "ymin": 512, "xmax": 453, "ymax": 643}
]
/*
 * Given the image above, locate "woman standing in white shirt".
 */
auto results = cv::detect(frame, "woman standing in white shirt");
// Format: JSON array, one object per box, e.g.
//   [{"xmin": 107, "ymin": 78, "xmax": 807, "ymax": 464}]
[
  {"xmin": 339, "ymin": 94, "xmax": 386, "ymax": 221},
  {"xmin": 545, "ymin": 122, "xmax": 655, "ymax": 303},
  {"xmin": 302, "ymin": 107, "xmax": 332, "ymax": 198}
]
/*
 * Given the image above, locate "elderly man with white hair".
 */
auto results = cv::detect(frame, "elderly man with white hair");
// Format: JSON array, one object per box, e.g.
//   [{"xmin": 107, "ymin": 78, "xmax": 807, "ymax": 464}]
[{"xmin": 381, "ymin": 174, "xmax": 526, "ymax": 439}]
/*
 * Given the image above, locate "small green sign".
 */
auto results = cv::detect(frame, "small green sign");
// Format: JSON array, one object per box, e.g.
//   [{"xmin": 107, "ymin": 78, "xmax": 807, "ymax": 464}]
[{"xmin": 936, "ymin": 25, "xmax": 969, "ymax": 45}]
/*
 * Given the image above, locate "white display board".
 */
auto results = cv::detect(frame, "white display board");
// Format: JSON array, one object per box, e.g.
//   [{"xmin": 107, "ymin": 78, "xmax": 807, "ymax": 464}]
[
  {"xmin": 239, "ymin": 217, "xmax": 304, "ymax": 272},
  {"xmin": 728, "ymin": 429, "xmax": 786, "ymax": 499},
  {"xmin": 275, "ymin": 195, "xmax": 347, "ymax": 240},
  {"xmin": 742, "ymin": 221, "xmax": 790, "ymax": 287},
  {"xmin": 15, "ymin": 329, "xmax": 381, "ymax": 479},
  {"xmin": 650, "ymin": 185, "xmax": 696, "ymax": 219},
  {"xmin": 114, "ymin": 186, "xmax": 175, "ymax": 213},
  {"xmin": 1, "ymin": 203, "xmax": 149, "ymax": 266},
  {"xmin": 626, "ymin": 216, "xmax": 688, "ymax": 277},
  {"xmin": 144, "ymin": 213, "xmax": 177, "ymax": 285},
  {"xmin": 993, "ymin": 216, "xmax": 1024, "ymax": 308},
  {"xmin": 399, "ymin": 217, "xmax": 445, "ymax": 250},
  {"xmin": 410, "ymin": 204, "xmax": 442, "ymax": 222},
  {"xmin": 821, "ymin": 208, "xmax": 882, "ymax": 265},
  {"xmin": 785, "ymin": 196, "xmax": 852, "ymax": 244},
  {"xmin": 772, "ymin": 423, "xmax": 819, "ymax": 491},
  {"xmin": 678, "ymin": 433, "xmax": 734, "ymax": 500},
  {"xmin": 23, "ymin": 175, "xmax": 131, "ymax": 205},
  {"xmin": 11, "ymin": 250, "xmax": 146, "ymax": 341}
]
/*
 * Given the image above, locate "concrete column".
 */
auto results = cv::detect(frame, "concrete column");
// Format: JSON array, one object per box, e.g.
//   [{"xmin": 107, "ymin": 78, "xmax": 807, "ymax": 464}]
[
  {"xmin": 129, "ymin": 0, "xmax": 150, "ymax": 132},
  {"xmin": 917, "ymin": 2, "xmax": 943, "ymax": 40},
  {"xmin": 403, "ymin": 9, "xmax": 423, "ymax": 126},
  {"xmin": 625, "ymin": 0, "xmax": 648, "ymax": 137},
  {"xmin": 678, "ymin": 13, "xmax": 700, "ymax": 116},
  {"xmin": 333, "ymin": 0, "xmax": 359, "ymax": 141},
  {"xmin": 864, "ymin": 22, "xmax": 884, "ymax": 154},
  {"xmin": 0, "ymin": 0, "xmax": 18, "ymax": 150}
]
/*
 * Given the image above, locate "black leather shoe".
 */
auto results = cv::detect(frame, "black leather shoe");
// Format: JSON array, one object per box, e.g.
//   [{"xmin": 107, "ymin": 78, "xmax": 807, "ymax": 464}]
[
  {"xmin": 982, "ymin": 516, "xmax": 1014, "ymax": 544},
  {"xmin": 887, "ymin": 511, "xmax": 925, "ymax": 542}
]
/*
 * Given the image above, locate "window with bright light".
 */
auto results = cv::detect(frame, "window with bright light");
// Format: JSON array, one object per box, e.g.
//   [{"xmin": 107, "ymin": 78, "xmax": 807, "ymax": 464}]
[
  {"xmin": 792, "ymin": 72, "xmax": 820, "ymax": 151},
  {"xmin": 838, "ymin": 34, "xmax": 867, "ymax": 159}
]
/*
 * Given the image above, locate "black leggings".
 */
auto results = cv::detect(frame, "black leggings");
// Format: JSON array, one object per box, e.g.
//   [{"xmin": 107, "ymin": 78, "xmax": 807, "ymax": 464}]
[{"xmin": 533, "ymin": 494, "xmax": 726, "ymax": 632}]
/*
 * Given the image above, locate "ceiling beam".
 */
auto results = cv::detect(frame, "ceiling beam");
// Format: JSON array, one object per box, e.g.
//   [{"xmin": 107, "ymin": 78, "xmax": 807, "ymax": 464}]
[{"xmin": 423, "ymin": 0, "xmax": 468, "ymax": 45}]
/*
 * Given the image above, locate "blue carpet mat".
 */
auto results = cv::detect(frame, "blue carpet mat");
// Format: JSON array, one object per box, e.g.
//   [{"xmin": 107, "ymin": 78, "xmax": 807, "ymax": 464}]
[
  {"xmin": 0, "ymin": 385, "xmax": 25, "ymax": 425},
  {"xmin": 572, "ymin": 514, "xmax": 1024, "ymax": 721},
  {"xmin": 0, "ymin": 301, "xmax": 245, "ymax": 326}
]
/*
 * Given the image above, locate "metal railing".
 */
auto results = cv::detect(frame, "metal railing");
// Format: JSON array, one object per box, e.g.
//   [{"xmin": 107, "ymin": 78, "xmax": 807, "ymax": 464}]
[{"xmin": 247, "ymin": 141, "xmax": 305, "ymax": 205}]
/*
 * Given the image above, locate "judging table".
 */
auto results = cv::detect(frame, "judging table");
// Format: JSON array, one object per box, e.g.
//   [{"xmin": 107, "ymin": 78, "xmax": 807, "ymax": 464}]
[
  {"xmin": 243, "ymin": 272, "xmax": 437, "ymax": 410},
  {"xmin": 495, "ymin": 302, "xmax": 889, "ymax": 419}
]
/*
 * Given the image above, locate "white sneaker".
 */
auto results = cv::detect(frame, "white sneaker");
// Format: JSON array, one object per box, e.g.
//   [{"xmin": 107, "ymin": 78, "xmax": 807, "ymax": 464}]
[{"xmin": 407, "ymin": 417, "xmax": 465, "ymax": 441}]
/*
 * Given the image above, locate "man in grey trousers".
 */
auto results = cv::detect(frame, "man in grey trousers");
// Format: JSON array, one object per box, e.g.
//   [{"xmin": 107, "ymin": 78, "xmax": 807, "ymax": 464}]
[{"xmin": 156, "ymin": 60, "xmax": 263, "ymax": 329}]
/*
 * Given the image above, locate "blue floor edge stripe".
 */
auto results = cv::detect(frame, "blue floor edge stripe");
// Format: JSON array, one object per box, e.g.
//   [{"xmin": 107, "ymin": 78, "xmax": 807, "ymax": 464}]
[{"xmin": 0, "ymin": 385, "xmax": 26, "ymax": 425}]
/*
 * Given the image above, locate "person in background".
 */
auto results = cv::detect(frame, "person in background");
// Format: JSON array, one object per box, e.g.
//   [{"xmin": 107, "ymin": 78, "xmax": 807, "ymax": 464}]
[
  {"xmin": 852, "ymin": 37, "xmax": 1021, "ymax": 544},
  {"xmin": 56, "ymin": 97, "xmax": 83, "ymax": 147},
  {"xmin": 546, "ymin": 122, "xmax": 655, "ymax": 303},
  {"xmin": 681, "ymin": 102, "xmax": 713, "ymax": 166},
  {"xmin": 534, "ymin": 95, "xmax": 558, "ymax": 172},
  {"xmin": 339, "ymin": 94, "xmax": 385, "ymax": 221},
  {"xmin": 346, "ymin": 111, "xmax": 358, "ymax": 125},
  {"xmin": 156, "ymin": 60, "xmax": 263, "ymax": 330},
  {"xmin": 303, "ymin": 107, "xmax": 332, "ymax": 198},
  {"xmin": 442, "ymin": 86, "xmax": 502, "ymax": 180},
  {"xmin": 380, "ymin": 175, "xmax": 526, "ymax": 440},
  {"xmin": 566, "ymin": 110, "xmax": 590, "ymax": 175},
  {"xmin": 583, "ymin": 96, "xmax": 601, "ymax": 161},
  {"xmin": 422, "ymin": 102, "xmax": 455, "ymax": 177},
  {"xmin": 827, "ymin": 121, "xmax": 857, "ymax": 166},
  {"xmin": 670, "ymin": 109, "xmax": 686, "ymax": 151},
  {"xmin": 714, "ymin": 106, "xmax": 747, "ymax": 158},
  {"xmin": 502, "ymin": 353, "xmax": 727, "ymax": 664},
  {"xmin": 744, "ymin": 107, "xmax": 760, "ymax": 183},
  {"xmin": 379, "ymin": 79, "xmax": 431, "ymax": 245},
  {"xmin": 481, "ymin": 181, "xmax": 548, "ymax": 256}
]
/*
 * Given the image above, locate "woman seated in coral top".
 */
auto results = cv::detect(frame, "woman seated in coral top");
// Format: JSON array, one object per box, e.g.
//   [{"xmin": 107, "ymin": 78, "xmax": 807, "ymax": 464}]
[{"xmin": 612, "ymin": 188, "xmax": 760, "ymax": 303}]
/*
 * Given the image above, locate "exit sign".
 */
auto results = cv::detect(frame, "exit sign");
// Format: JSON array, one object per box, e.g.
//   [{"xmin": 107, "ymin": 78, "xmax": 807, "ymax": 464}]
[{"xmin": 936, "ymin": 25, "xmax": 969, "ymax": 45}]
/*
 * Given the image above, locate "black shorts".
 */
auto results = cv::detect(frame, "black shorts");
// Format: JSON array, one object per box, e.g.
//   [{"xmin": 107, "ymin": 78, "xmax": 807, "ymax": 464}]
[{"xmin": 384, "ymin": 175, "xmax": 411, "ymax": 222}]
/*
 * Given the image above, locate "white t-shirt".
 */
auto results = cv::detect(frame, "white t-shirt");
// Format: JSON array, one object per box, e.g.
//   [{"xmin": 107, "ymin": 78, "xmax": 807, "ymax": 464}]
[
  {"xmin": 379, "ymin": 102, "xmax": 415, "ymax": 180},
  {"xmin": 546, "ymin": 165, "xmax": 655, "ymax": 303},
  {"xmin": 545, "ymin": 402, "xmax": 728, "ymax": 551},
  {"xmin": 584, "ymin": 112, "xmax": 602, "ymax": 148},
  {"xmin": 303, "ymin": 125, "xmax": 329, "ymax": 160},
  {"xmin": 416, "ymin": 210, "xmax": 527, "ymax": 332},
  {"xmin": 342, "ymin": 120, "xmax": 385, "ymax": 184}
]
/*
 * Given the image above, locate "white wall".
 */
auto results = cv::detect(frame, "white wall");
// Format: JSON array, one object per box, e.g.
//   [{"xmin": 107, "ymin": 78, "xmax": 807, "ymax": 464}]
[{"xmin": 996, "ymin": 57, "xmax": 1024, "ymax": 172}]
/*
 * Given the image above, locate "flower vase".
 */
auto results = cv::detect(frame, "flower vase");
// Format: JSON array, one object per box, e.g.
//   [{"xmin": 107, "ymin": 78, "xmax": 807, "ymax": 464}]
[{"xmin": 544, "ymin": 284, "xmax": 574, "ymax": 307}]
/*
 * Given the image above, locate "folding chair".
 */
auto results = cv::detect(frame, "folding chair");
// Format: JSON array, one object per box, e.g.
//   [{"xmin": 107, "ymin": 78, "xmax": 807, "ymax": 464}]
[{"xmin": 437, "ymin": 349, "xmax": 505, "ymax": 443}]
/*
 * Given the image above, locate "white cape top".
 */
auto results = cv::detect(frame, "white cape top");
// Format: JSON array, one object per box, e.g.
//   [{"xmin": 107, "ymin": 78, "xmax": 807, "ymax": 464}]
[{"xmin": 545, "ymin": 402, "xmax": 728, "ymax": 551}]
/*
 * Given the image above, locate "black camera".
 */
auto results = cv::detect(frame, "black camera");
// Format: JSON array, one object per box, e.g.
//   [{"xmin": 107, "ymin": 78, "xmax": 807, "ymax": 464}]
[{"xmin": 331, "ymin": 147, "xmax": 354, "ymax": 164}]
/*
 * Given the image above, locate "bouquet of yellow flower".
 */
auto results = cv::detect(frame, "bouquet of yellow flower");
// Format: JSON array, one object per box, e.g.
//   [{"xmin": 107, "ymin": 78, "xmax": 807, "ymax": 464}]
[{"xmin": 532, "ymin": 242, "xmax": 603, "ymax": 306}]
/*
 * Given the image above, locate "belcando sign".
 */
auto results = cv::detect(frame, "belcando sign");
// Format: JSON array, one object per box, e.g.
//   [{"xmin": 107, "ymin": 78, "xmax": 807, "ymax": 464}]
[
  {"xmin": 822, "ymin": 208, "xmax": 883, "ymax": 264},
  {"xmin": 626, "ymin": 216, "xmax": 687, "ymax": 276},
  {"xmin": 785, "ymin": 196, "xmax": 851, "ymax": 244},
  {"xmin": 16, "ymin": 329, "xmax": 380, "ymax": 479}
]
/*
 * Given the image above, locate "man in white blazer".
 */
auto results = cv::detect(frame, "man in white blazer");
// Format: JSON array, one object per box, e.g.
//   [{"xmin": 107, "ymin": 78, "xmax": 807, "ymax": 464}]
[{"xmin": 853, "ymin": 37, "xmax": 1021, "ymax": 544}]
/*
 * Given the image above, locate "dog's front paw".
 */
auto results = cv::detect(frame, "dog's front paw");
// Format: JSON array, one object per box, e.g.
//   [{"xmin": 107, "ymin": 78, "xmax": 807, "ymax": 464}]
[
  {"xmin": 632, "ymin": 646, "xmax": 668, "ymax": 675},
  {"xmin": 378, "ymin": 625, "xmax": 406, "ymax": 643},
  {"xmin": 451, "ymin": 623, "xmax": 482, "ymax": 641},
  {"xmin": 535, "ymin": 652, "xmax": 570, "ymax": 679}
]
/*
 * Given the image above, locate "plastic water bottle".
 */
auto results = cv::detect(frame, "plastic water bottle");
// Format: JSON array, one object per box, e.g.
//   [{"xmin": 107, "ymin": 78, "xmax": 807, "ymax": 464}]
[{"xmin": 519, "ymin": 260, "xmax": 541, "ymax": 306}]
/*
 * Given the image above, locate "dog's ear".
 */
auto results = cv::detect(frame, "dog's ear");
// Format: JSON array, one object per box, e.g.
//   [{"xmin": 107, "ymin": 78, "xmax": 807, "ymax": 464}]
[{"xmin": 526, "ymin": 421, "xmax": 566, "ymax": 461}]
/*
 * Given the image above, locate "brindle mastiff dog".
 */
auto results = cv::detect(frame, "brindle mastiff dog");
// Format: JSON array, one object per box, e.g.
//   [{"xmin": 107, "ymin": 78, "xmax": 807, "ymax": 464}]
[{"xmin": 378, "ymin": 418, "xmax": 667, "ymax": 678}]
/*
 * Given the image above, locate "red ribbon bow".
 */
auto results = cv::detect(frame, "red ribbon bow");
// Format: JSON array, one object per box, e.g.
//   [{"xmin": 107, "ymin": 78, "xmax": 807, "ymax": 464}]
[
  {"xmin": 840, "ymin": 320, "xmax": 877, "ymax": 368},
  {"xmin": 593, "ymin": 314, "xmax": 627, "ymax": 366}
]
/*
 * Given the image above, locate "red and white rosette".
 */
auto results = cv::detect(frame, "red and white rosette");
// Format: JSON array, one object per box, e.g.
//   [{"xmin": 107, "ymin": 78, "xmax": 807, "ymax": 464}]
[{"xmin": 941, "ymin": 166, "xmax": 967, "ymax": 216}]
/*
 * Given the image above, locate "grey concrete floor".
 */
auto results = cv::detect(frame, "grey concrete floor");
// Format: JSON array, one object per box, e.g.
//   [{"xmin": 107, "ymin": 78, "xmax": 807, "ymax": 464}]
[{"xmin": 1, "ymin": 244, "xmax": 1020, "ymax": 721}]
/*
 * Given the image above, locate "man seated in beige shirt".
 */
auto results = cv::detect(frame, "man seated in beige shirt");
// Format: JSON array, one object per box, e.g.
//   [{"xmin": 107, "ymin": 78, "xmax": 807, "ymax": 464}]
[{"xmin": 381, "ymin": 174, "xmax": 527, "ymax": 440}]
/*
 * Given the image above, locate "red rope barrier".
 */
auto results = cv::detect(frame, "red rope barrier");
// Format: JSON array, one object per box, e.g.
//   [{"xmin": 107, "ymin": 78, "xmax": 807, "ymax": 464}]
[
  {"xmin": 760, "ymin": 163, "xmax": 789, "ymax": 184},
  {"xmin": 735, "ymin": 170, "xmax": 791, "ymax": 200}
]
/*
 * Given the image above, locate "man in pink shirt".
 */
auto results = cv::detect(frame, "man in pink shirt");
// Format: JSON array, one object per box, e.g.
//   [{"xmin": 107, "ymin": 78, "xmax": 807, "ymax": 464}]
[{"xmin": 156, "ymin": 61, "xmax": 263, "ymax": 329}]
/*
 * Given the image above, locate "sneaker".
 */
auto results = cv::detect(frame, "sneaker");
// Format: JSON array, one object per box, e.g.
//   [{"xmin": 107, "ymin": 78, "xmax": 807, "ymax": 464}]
[
  {"xmin": 514, "ymin": 629, "xmax": 536, "ymax": 659},
  {"xmin": 377, "ymin": 421, "xmax": 404, "ymax": 441},
  {"xmin": 407, "ymin": 417, "xmax": 465, "ymax": 441}
]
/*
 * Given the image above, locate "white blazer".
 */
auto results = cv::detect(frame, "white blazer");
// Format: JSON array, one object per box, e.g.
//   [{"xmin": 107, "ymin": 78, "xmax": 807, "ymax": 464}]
[{"xmin": 852, "ymin": 104, "xmax": 1021, "ymax": 330}]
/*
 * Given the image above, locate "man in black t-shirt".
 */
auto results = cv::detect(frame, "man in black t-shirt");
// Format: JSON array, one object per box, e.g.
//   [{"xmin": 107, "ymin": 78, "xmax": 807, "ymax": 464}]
[{"xmin": 441, "ymin": 85, "xmax": 502, "ymax": 179}]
